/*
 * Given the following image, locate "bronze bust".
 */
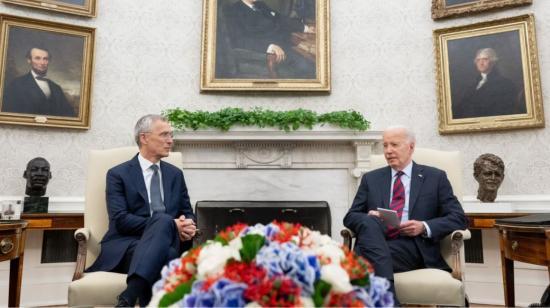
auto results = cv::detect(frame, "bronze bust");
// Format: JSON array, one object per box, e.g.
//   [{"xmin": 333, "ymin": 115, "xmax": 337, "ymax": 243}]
[
  {"xmin": 23, "ymin": 157, "xmax": 52, "ymax": 197},
  {"xmin": 473, "ymin": 153, "xmax": 504, "ymax": 202}
]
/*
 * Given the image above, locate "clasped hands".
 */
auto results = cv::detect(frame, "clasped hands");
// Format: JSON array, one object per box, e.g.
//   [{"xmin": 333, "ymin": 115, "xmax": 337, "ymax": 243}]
[
  {"xmin": 368, "ymin": 210, "xmax": 425, "ymax": 237},
  {"xmin": 174, "ymin": 215, "xmax": 196, "ymax": 241}
]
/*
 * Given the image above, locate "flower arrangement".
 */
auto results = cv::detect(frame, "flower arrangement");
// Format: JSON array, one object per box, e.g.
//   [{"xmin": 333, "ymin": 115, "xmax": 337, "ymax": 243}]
[{"xmin": 149, "ymin": 221, "xmax": 393, "ymax": 307}]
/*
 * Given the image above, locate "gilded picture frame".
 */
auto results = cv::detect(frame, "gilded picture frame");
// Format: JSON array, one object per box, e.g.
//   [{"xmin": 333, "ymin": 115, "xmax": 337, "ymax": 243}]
[
  {"xmin": 0, "ymin": 14, "xmax": 95, "ymax": 129},
  {"xmin": 200, "ymin": 0, "xmax": 330, "ymax": 92},
  {"xmin": 431, "ymin": 0, "xmax": 532, "ymax": 20},
  {"xmin": 434, "ymin": 14, "xmax": 543, "ymax": 134},
  {"xmin": 1, "ymin": 0, "xmax": 97, "ymax": 17}
]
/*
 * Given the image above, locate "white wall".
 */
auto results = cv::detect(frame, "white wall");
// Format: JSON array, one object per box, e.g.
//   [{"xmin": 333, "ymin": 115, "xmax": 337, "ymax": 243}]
[{"xmin": 0, "ymin": 0, "xmax": 548, "ymax": 198}]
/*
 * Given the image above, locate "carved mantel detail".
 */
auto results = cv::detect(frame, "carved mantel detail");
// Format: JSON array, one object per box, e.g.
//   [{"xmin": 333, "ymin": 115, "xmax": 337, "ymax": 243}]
[{"xmin": 172, "ymin": 127, "xmax": 383, "ymax": 178}]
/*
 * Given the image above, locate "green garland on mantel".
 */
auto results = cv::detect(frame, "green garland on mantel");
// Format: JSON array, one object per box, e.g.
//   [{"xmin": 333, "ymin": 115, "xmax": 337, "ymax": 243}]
[{"xmin": 163, "ymin": 107, "xmax": 370, "ymax": 132}]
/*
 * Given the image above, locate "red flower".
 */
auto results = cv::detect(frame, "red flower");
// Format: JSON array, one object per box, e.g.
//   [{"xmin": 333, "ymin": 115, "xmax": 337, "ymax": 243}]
[
  {"xmin": 224, "ymin": 261, "xmax": 267, "ymax": 286},
  {"xmin": 163, "ymin": 246, "xmax": 202, "ymax": 292},
  {"xmin": 340, "ymin": 248, "xmax": 373, "ymax": 281},
  {"xmin": 272, "ymin": 221, "xmax": 302, "ymax": 243},
  {"xmin": 327, "ymin": 291, "xmax": 366, "ymax": 307},
  {"xmin": 217, "ymin": 223, "xmax": 248, "ymax": 243},
  {"xmin": 244, "ymin": 276, "xmax": 302, "ymax": 307}
]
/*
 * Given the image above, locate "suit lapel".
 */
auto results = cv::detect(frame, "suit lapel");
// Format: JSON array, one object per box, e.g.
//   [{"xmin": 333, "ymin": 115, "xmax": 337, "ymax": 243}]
[
  {"xmin": 409, "ymin": 162, "xmax": 425, "ymax": 215},
  {"xmin": 129, "ymin": 155, "xmax": 148, "ymax": 205},
  {"xmin": 380, "ymin": 166, "xmax": 392, "ymax": 208},
  {"xmin": 160, "ymin": 161, "xmax": 172, "ymax": 211}
]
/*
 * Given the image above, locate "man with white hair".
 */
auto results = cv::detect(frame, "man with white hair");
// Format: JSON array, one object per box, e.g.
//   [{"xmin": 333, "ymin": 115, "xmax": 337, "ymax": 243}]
[
  {"xmin": 344, "ymin": 126, "xmax": 466, "ymax": 305},
  {"xmin": 453, "ymin": 47, "xmax": 525, "ymax": 119}
]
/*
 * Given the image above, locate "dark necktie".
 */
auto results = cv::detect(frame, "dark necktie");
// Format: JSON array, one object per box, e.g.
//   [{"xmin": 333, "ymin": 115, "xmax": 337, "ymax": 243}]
[
  {"xmin": 35, "ymin": 76, "xmax": 48, "ymax": 81},
  {"xmin": 149, "ymin": 165, "xmax": 165, "ymax": 214},
  {"xmin": 387, "ymin": 171, "xmax": 405, "ymax": 238}
]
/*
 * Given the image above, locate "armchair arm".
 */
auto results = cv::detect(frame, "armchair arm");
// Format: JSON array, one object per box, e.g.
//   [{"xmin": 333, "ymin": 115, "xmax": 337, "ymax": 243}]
[
  {"xmin": 72, "ymin": 227, "xmax": 90, "ymax": 281},
  {"xmin": 443, "ymin": 229, "xmax": 471, "ymax": 281},
  {"xmin": 341, "ymin": 228, "xmax": 355, "ymax": 250}
]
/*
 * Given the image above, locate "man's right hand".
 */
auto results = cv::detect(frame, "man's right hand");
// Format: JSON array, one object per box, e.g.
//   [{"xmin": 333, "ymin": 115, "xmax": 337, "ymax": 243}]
[
  {"xmin": 367, "ymin": 210, "xmax": 380, "ymax": 218},
  {"xmin": 267, "ymin": 44, "xmax": 286, "ymax": 63},
  {"xmin": 174, "ymin": 215, "xmax": 196, "ymax": 241}
]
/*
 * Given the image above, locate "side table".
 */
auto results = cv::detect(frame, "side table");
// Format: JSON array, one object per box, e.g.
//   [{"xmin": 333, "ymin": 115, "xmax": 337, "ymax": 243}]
[
  {"xmin": 0, "ymin": 220, "xmax": 28, "ymax": 307},
  {"xmin": 495, "ymin": 222, "xmax": 550, "ymax": 307}
]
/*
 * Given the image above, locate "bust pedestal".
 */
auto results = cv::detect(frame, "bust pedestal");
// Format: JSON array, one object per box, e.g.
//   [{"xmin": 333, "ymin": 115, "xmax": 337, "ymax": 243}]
[{"xmin": 23, "ymin": 196, "xmax": 49, "ymax": 213}]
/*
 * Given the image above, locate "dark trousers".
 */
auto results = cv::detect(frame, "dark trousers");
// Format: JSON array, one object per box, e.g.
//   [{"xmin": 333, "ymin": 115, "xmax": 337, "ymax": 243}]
[
  {"xmin": 353, "ymin": 216, "xmax": 424, "ymax": 285},
  {"xmin": 114, "ymin": 213, "xmax": 183, "ymax": 285}
]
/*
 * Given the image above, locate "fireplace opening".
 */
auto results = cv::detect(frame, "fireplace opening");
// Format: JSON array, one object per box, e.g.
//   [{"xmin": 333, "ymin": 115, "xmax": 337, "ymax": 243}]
[{"xmin": 195, "ymin": 200, "xmax": 331, "ymax": 244}]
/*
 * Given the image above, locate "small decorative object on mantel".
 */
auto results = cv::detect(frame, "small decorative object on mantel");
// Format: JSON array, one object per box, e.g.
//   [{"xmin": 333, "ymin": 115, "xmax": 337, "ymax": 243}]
[
  {"xmin": 431, "ymin": 0, "xmax": 532, "ymax": 20},
  {"xmin": 23, "ymin": 157, "xmax": 51, "ymax": 213},
  {"xmin": 163, "ymin": 108, "xmax": 369, "ymax": 132},
  {"xmin": 473, "ymin": 153, "xmax": 504, "ymax": 202}
]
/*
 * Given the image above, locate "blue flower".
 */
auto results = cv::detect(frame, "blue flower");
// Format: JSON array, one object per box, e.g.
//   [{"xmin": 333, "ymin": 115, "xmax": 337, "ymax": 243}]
[
  {"xmin": 241, "ymin": 222, "xmax": 280, "ymax": 241},
  {"xmin": 255, "ymin": 241, "xmax": 320, "ymax": 296},
  {"xmin": 367, "ymin": 275, "xmax": 394, "ymax": 307},
  {"xmin": 182, "ymin": 278, "xmax": 247, "ymax": 307}
]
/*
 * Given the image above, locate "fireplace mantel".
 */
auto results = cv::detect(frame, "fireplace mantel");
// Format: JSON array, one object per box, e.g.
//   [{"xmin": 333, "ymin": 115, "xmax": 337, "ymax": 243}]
[
  {"xmin": 173, "ymin": 128, "xmax": 382, "ymax": 240},
  {"xmin": 173, "ymin": 128, "xmax": 383, "ymax": 178}
]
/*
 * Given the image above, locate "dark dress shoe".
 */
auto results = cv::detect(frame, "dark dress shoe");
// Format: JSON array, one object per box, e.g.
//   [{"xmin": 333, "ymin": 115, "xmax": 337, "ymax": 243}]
[{"xmin": 115, "ymin": 295, "xmax": 133, "ymax": 307}]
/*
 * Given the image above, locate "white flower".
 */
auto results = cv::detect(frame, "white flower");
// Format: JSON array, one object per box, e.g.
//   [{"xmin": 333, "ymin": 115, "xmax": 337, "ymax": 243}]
[
  {"xmin": 321, "ymin": 263, "xmax": 353, "ymax": 293},
  {"xmin": 300, "ymin": 296, "xmax": 315, "ymax": 307},
  {"xmin": 197, "ymin": 241, "xmax": 241, "ymax": 278}
]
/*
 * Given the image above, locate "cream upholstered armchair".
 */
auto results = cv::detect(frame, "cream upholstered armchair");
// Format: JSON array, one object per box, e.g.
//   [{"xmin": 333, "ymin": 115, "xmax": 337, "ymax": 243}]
[
  {"xmin": 67, "ymin": 147, "xmax": 183, "ymax": 307},
  {"xmin": 341, "ymin": 148, "xmax": 471, "ymax": 306}
]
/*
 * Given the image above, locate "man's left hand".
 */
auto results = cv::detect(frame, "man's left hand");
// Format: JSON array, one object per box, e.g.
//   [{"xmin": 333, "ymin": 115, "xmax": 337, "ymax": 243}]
[{"xmin": 399, "ymin": 220, "xmax": 425, "ymax": 237}]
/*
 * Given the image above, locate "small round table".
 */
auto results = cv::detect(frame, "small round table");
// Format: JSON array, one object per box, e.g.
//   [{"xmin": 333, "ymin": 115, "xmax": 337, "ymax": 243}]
[{"xmin": 0, "ymin": 220, "xmax": 28, "ymax": 307}]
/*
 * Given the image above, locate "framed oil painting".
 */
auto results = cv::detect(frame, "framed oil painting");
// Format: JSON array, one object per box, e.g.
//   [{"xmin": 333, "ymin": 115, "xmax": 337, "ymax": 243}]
[
  {"xmin": 431, "ymin": 0, "xmax": 532, "ymax": 20},
  {"xmin": 1, "ymin": 0, "xmax": 97, "ymax": 17},
  {"xmin": 0, "ymin": 14, "xmax": 95, "ymax": 129},
  {"xmin": 434, "ymin": 14, "xmax": 543, "ymax": 134},
  {"xmin": 200, "ymin": 0, "xmax": 330, "ymax": 92}
]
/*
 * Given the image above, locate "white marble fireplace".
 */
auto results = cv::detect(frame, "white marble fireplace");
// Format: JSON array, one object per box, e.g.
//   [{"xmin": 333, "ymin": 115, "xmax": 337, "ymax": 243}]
[{"xmin": 173, "ymin": 127, "xmax": 383, "ymax": 241}]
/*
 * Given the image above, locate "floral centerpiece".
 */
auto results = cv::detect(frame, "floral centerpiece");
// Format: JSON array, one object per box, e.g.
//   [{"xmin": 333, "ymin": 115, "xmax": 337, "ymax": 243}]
[{"xmin": 149, "ymin": 221, "xmax": 393, "ymax": 307}]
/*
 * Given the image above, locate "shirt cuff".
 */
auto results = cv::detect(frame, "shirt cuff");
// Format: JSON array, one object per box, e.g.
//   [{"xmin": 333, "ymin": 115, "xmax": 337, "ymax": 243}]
[{"xmin": 422, "ymin": 221, "xmax": 432, "ymax": 238}]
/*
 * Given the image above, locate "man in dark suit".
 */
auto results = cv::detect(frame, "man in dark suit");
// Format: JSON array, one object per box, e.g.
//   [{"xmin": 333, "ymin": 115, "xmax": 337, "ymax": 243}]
[
  {"xmin": 343, "ymin": 126, "xmax": 467, "ymax": 305},
  {"xmin": 2, "ymin": 47, "xmax": 75, "ymax": 117},
  {"xmin": 453, "ymin": 48, "xmax": 525, "ymax": 119},
  {"xmin": 87, "ymin": 114, "xmax": 196, "ymax": 307},
  {"xmin": 224, "ymin": 0, "xmax": 315, "ymax": 78}
]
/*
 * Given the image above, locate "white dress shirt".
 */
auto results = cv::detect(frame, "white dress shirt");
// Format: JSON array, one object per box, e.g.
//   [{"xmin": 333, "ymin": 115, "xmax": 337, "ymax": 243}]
[{"xmin": 31, "ymin": 70, "xmax": 51, "ymax": 98}]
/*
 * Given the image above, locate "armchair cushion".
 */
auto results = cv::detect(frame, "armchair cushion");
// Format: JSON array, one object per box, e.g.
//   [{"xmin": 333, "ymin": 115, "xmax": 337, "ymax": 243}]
[
  {"xmin": 68, "ymin": 272, "xmax": 126, "ymax": 307},
  {"xmin": 395, "ymin": 269, "xmax": 464, "ymax": 306}
]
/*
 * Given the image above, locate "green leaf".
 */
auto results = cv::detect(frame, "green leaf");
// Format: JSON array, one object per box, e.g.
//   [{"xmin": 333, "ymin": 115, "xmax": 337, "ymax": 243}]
[
  {"xmin": 312, "ymin": 280, "xmax": 332, "ymax": 307},
  {"xmin": 164, "ymin": 108, "xmax": 370, "ymax": 132},
  {"xmin": 239, "ymin": 234, "xmax": 265, "ymax": 263},
  {"xmin": 351, "ymin": 275, "xmax": 369, "ymax": 287},
  {"xmin": 158, "ymin": 278, "xmax": 195, "ymax": 307}
]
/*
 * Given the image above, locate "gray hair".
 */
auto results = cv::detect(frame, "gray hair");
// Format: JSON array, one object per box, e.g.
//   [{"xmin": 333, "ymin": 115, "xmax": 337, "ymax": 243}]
[
  {"xmin": 134, "ymin": 114, "xmax": 168, "ymax": 147},
  {"xmin": 475, "ymin": 48, "xmax": 499, "ymax": 63},
  {"xmin": 384, "ymin": 125, "xmax": 416, "ymax": 144}
]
